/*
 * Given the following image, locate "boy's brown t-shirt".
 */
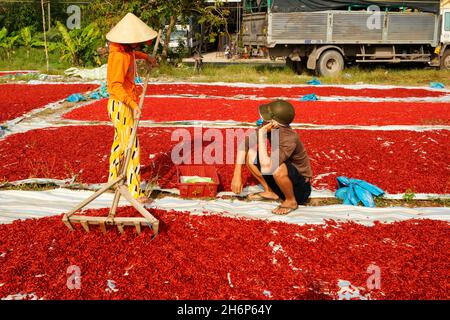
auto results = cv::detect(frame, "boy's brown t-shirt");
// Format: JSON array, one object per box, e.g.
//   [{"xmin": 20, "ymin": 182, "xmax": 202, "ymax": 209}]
[{"xmin": 272, "ymin": 126, "xmax": 313, "ymax": 179}]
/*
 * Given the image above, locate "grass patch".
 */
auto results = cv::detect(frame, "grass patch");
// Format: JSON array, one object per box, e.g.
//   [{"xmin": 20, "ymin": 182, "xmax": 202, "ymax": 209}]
[
  {"xmin": 0, "ymin": 47, "xmax": 70, "ymax": 74},
  {"xmin": 0, "ymin": 183, "xmax": 58, "ymax": 191},
  {"xmin": 1, "ymin": 47, "xmax": 449, "ymax": 86},
  {"xmin": 150, "ymin": 63, "xmax": 310, "ymax": 84},
  {"xmin": 150, "ymin": 63, "xmax": 450, "ymax": 86},
  {"xmin": 309, "ymin": 196, "xmax": 450, "ymax": 208}
]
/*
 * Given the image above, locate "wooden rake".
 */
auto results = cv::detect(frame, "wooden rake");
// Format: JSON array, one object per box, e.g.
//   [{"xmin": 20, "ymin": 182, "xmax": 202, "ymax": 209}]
[
  {"xmin": 62, "ymin": 71, "xmax": 159, "ymax": 237},
  {"xmin": 63, "ymin": 32, "xmax": 163, "ymax": 237}
]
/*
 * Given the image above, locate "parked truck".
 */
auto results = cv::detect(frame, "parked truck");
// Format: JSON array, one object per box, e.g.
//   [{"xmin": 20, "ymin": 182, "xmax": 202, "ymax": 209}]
[{"xmin": 242, "ymin": 0, "xmax": 450, "ymax": 76}]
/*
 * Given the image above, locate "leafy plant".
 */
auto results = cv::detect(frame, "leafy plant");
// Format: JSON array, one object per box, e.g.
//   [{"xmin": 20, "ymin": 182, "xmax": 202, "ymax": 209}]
[
  {"xmin": 15, "ymin": 27, "xmax": 58, "ymax": 57},
  {"xmin": 403, "ymin": 189, "xmax": 416, "ymax": 202},
  {"xmin": 19, "ymin": 27, "xmax": 32, "ymax": 55},
  {"xmin": 18, "ymin": 26, "xmax": 42, "ymax": 58},
  {"xmin": 168, "ymin": 39, "xmax": 189, "ymax": 65},
  {"xmin": 0, "ymin": 27, "xmax": 19, "ymax": 60},
  {"xmin": 56, "ymin": 21, "xmax": 102, "ymax": 66},
  {"xmin": 195, "ymin": 1, "xmax": 231, "ymax": 51}
]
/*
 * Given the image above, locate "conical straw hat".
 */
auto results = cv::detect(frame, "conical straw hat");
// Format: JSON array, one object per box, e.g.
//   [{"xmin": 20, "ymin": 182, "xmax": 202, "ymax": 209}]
[{"xmin": 106, "ymin": 13, "xmax": 158, "ymax": 44}]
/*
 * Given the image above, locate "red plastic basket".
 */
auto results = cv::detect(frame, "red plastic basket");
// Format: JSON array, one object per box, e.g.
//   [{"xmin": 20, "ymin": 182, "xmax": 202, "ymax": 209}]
[{"xmin": 176, "ymin": 165, "xmax": 220, "ymax": 198}]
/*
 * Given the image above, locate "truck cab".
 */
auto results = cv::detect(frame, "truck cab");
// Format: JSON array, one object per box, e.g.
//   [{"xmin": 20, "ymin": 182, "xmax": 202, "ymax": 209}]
[
  {"xmin": 442, "ymin": 9, "xmax": 450, "ymax": 43},
  {"xmin": 440, "ymin": 9, "xmax": 450, "ymax": 69}
]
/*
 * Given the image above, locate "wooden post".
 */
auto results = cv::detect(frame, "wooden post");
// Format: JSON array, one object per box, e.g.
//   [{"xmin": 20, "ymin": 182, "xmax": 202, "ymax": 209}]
[
  {"xmin": 40, "ymin": 0, "xmax": 49, "ymax": 72},
  {"xmin": 47, "ymin": 1, "xmax": 51, "ymax": 31}
]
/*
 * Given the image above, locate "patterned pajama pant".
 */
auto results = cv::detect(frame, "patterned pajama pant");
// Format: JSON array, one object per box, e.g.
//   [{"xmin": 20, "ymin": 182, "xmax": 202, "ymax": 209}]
[{"xmin": 107, "ymin": 99, "xmax": 142, "ymax": 199}]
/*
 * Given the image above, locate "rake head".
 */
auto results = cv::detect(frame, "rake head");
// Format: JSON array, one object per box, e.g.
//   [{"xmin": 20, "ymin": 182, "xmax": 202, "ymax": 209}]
[{"xmin": 63, "ymin": 214, "xmax": 159, "ymax": 237}]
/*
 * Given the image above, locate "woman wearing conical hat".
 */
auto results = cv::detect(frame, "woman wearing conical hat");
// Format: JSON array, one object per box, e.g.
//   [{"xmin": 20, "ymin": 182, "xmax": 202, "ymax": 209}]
[{"xmin": 106, "ymin": 13, "xmax": 158, "ymax": 204}]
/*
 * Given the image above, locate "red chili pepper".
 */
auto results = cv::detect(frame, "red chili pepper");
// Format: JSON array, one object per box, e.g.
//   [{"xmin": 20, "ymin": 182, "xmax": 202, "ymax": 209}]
[
  {"xmin": 0, "ymin": 210, "xmax": 448, "ymax": 300},
  {"xmin": 63, "ymin": 97, "xmax": 450, "ymax": 126},
  {"xmin": 0, "ymin": 126, "xmax": 447, "ymax": 194},
  {"xmin": 0, "ymin": 84, "xmax": 98, "ymax": 122},
  {"xmin": 144, "ymin": 83, "xmax": 445, "ymax": 99}
]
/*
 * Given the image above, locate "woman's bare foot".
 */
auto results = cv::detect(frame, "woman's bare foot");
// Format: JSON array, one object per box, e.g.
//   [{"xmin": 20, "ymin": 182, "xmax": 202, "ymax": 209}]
[
  {"xmin": 137, "ymin": 196, "xmax": 153, "ymax": 204},
  {"xmin": 248, "ymin": 191, "xmax": 279, "ymax": 201}
]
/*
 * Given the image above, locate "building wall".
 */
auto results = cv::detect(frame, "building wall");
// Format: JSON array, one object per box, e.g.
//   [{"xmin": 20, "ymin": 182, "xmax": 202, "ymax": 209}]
[{"xmin": 442, "ymin": 0, "xmax": 450, "ymax": 9}]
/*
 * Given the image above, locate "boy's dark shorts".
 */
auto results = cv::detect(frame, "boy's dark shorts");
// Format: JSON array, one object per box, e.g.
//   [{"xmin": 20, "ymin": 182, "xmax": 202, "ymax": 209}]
[{"xmin": 256, "ymin": 161, "xmax": 312, "ymax": 205}]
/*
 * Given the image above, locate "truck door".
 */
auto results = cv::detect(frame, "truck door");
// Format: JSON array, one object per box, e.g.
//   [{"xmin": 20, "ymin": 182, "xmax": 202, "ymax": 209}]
[{"xmin": 442, "ymin": 9, "xmax": 450, "ymax": 44}]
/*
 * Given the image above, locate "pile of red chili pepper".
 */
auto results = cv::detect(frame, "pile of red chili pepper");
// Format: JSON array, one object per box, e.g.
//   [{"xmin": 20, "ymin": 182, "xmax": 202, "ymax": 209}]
[
  {"xmin": 0, "ymin": 84, "xmax": 98, "ymax": 122},
  {"xmin": 63, "ymin": 97, "xmax": 450, "ymax": 126},
  {"xmin": 145, "ymin": 83, "xmax": 446, "ymax": 99},
  {"xmin": 0, "ymin": 208, "xmax": 448, "ymax": 300},
  {"xmin": 0, "ymin": 126, "xmax": 448, "ymax": 194}
]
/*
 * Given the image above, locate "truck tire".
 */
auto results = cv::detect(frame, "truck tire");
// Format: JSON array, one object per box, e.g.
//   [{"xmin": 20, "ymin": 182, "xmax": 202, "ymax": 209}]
[
  {"xmin": 316, "ymin": 50, "xmax": 344, "ymax": 77},
  {"xmin": 441, "ymin": 50, "xmax": 450, "ymax": 70}
]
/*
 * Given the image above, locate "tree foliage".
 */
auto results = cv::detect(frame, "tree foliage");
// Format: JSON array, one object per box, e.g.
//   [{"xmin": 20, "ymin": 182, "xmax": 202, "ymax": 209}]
[
  {"xmin": 0, "ymin": 27, "xmax": 19, "ymax": 60},
  {"xmin": 84, "ymin": 0, "xmax": 231, "ymax": 60},
  {"xmin": 0, "ymin": 0, "xmax": 233, "ymax": 66},
  {"xmin": 56, "ymin": 21, "xmax": 102, "ymax": 67},
  {"xmin": 0, "ymin": 1, "xmax": 71, "ymax": 32}
]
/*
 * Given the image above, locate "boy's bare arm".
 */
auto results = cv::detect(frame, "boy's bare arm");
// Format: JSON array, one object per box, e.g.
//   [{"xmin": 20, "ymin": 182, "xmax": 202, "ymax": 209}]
[{"xmin": 231, "ymin": 132, "xmax": 256, "ymax": 194}]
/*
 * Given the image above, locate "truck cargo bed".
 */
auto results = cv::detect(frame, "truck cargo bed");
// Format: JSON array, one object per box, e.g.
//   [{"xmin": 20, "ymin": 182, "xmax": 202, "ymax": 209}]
[{"xmin": 243, "ymin": 11, "xmax": 440, "ymax": 47}]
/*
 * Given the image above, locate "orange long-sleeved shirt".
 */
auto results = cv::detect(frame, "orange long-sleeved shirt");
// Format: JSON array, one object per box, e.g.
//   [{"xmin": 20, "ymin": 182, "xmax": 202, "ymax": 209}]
[{"xmin": 107, "ymin": 42, "xmax": 148, "ymax": 110}]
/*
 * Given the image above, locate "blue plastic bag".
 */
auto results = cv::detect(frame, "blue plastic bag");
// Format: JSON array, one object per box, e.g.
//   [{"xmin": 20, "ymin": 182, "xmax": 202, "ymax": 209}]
[
  {"xmin": 99, "ymin": 82, "xmax": 110, "ymax": 98},
  {"xmin": 335, "ymin": 187, "xmax": 349, "ymax": 200},
  {"xmin": 430, "ymin": 82, "xmax": 445, "ymax": 89},
  {"xmin": 350, "ymin": 179, "xmax": 384, "ymax": 197},
  {"xmin": 90, "ymin": 91, "xmax": 101, "ymax": 100},
  {"xmin": 66, "ymin": 93, "xmax": 86, "ymax": 102},
  {"xmin": 307, "ymin": 77, "xmax": 321, "ymax": 85},
  {"xmin": 300, "ymin": 93, "xmax": 318, "ymax": 101},
  {"xmin": 353, "ymin": 184, "xmax": 375, "ymax": 207},
  {"xmin": 344, "ymin": 185, "xmax": 359, "ymax": 205},
  {"xmin": 336, "ymin": 176, "xmax": 384, "ymax": 207},
  {"xmin": 337, "ymin": 176, "xmax": 350, "ymax": 188}
]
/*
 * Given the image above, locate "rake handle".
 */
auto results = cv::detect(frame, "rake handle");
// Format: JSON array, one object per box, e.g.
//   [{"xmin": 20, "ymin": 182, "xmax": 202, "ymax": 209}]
[
  {"xmin": 120, "ymin": 71, "xmax": 150, "ymax": 177},
  {"xmin": 119, "ymin": 28, "xmax": 162, "ymax": 177}
]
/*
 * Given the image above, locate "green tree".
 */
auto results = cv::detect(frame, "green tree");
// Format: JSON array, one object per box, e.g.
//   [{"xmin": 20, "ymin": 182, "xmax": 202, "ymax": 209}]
[
  {"xmin": 19, "ymin": 26, "xmax": 35, "ymax": 58},
  {"xmin": 0, "ymin": 27, "xmax": 19, "ymax": 60},
  {"xmin": 83, "ymin": 0, "xmax": 233, "ymax": 61},
  {"xmin": 56, "ymin": 21, "xmax": 102, "ymax": 66},
  {"xmin": 195, "ymin": 1, "xmax": 231, "ymax": 51}
]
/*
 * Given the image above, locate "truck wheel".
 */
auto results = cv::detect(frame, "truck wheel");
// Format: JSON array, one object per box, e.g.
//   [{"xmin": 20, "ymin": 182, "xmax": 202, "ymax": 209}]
[
  {"xmin": 317, "ymin": 50, "xmax": 344, "ymax": 77},
  {"xmin": 441, "ymin": 50, "xmax": 450, "ymax": 70}
]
